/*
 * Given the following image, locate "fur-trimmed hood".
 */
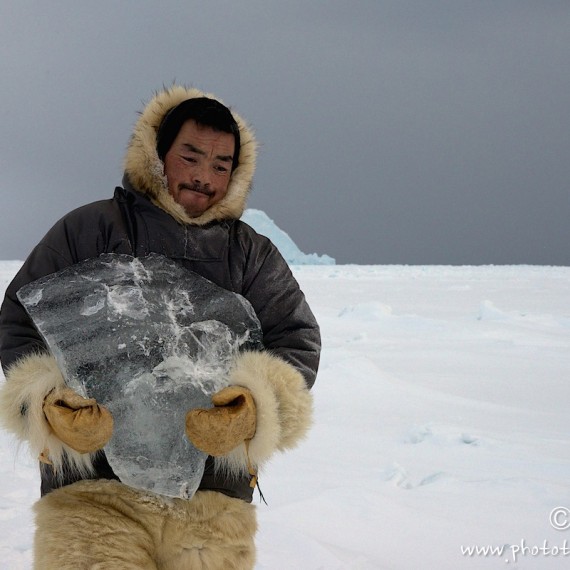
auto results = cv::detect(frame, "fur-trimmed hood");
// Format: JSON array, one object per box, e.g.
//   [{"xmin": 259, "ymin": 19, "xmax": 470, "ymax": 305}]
[{"xmin": 124, "ymin": 85, "xmax": 257, "ymax": 225}]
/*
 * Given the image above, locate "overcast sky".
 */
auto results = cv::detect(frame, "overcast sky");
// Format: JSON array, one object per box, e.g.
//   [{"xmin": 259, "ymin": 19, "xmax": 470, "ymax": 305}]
[{"xmin": 1, "ymin": 1, "xmax": 569, "ymax": 265}]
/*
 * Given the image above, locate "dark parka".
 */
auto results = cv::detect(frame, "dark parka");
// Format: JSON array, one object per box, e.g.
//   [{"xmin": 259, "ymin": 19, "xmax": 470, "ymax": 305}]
[{"xmin": 0, "ymin": 86, "xmax": 320, "ymax": 503}]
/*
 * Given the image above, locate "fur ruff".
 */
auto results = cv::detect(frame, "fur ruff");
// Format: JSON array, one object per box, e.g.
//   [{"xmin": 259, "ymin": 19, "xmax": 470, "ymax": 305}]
[
  {"xmin": 215, "ymin": 351, "xmax": 313, "ymax": 476},
  {"xmin": 0, "ymin": 353, "xmax": 95, "ymax": 476},
  {"xmin": 34, "ymin": 480, "xmax": 257, "ymax": 569},
  {"xmin": 123, "ymin": 84, "xmax": 258, "ymax": 225}
]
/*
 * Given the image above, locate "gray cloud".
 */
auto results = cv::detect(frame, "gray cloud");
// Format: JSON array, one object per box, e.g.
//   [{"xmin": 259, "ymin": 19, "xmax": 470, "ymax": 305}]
[{"xmin": 1, "ymin": 1, "xmax": 569, "ymax": 264}]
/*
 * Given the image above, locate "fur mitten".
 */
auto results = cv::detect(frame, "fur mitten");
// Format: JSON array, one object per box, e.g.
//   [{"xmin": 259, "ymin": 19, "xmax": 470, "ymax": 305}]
[
  {"xmin": 43, "ymin": 387, "xmax": 113, "ymax": 454},
  {"xmin": 185, "ymin": 386, "xmax": 256, "ymax": 456},
  {"xmin": 0, "ymin": 353, "xmax": 97, "ymax": 474},
  {"xmin": 212, "ymin": 351, "xmax": 313, "ymax": 477}
]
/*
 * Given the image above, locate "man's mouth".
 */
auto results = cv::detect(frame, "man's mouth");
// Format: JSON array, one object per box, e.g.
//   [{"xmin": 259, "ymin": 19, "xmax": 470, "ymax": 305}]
[{"xmin": 180, "ymin": 184, "xmax": 214, "ymax": 197}]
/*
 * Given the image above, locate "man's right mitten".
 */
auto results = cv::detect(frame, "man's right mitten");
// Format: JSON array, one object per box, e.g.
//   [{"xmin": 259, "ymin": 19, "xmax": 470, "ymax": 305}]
[{"xmin": 43, "ymin": 387, "xmax": 114, "ymax": 454}]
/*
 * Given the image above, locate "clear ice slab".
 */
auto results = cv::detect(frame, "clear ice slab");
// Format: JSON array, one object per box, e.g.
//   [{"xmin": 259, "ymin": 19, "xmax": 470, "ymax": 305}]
[{"xmin": 18, "ymin": 253, "xmax": 263, "ymax": 498}]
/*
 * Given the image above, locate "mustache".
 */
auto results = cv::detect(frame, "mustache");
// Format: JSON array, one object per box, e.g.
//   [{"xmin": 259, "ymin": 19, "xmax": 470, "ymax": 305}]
[{"xmin": 179, "ymin": 183, "xmax": 214, "ymax": 197}]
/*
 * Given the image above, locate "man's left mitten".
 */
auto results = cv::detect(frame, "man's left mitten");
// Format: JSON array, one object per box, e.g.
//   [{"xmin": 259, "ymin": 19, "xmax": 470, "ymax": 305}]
[
  {"xmin": 185, "ymin": 385, "xmax": 256, "ymax": 456},
  {"xmin": 43, "ymin": 387, "xmax": 114, "ymax": 454}
]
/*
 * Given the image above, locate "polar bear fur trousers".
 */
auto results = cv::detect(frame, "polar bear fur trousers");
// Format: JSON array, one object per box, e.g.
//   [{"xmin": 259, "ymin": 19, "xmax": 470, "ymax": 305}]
[{"xmin": 34, "ymin": 480, "xmax": 257, "ymax": 569}]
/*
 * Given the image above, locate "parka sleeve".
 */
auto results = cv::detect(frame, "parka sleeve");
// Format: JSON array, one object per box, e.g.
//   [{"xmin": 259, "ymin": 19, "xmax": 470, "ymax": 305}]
[
  {"xmin": 0, "ymin": 198, "xmax": 131, "ymax": 373},
  {"xmin": 0, "ymin": 231, "xmax": 79, "ymax": 472},
  {"xmin": 0, "ymin": 241, "xmax": 74, "ymax": 373},
  {"xmin": 214, "ymin": 223, "xmax": 320, "ymax": 475},
  {"xmin": 239, "ymin": 229, "xmax": 321, "ymax": 389},
  {"xmin": 0, "ymin": 200, "xmax": 131, "ymax": 477}
]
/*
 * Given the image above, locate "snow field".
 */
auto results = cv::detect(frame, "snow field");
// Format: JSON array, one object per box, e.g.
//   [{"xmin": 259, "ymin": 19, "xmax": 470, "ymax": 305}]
[
  {"xmin": 1, "ymin": 263, "xmax": 569, "ymax": 569},
  {"xmin": 257, "ymin": 265, "xmax": 570, "ymax": 569}
]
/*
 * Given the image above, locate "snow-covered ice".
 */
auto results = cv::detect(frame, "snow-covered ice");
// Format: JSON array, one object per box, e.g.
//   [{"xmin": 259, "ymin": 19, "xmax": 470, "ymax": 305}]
[{"xmin": 1, "ymin": 262, "xmax": 569, "ymax": 569}]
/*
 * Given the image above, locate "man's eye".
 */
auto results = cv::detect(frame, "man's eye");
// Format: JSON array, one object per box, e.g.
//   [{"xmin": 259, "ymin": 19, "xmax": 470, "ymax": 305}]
[
  {"xmin": 182, "ymin": 156, "xmax": 197, "ymax": 163},
  {"xmin": 215, "ymin": 165, "xmax": 229, "ymax": 173}
]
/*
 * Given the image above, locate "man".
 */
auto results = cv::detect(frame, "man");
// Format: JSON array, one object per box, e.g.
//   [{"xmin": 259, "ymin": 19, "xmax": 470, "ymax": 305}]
[{"xmin": 0, "ymin": 86, "xmax": 320, "ymax": 569}]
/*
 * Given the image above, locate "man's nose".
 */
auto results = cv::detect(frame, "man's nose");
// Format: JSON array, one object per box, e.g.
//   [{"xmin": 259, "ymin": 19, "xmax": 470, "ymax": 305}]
[{"xmin": 192, "ymin": 164, "xmax": 212, "ymax": 186}]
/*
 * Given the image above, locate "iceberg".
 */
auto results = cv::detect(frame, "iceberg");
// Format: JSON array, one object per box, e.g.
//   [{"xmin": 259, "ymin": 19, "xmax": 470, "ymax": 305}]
[{"xmin": 242, "ymin": 209, "xmax": 335, "ymax": 265}]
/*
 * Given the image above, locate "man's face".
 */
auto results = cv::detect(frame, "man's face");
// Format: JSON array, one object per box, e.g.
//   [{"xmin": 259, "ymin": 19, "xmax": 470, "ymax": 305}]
[{"xmin": 163, "ymin": 119, "xmax": 235, "ymax": 218}]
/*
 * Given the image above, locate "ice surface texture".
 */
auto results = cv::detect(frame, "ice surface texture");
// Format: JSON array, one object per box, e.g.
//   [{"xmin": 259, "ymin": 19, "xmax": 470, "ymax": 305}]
[{"xmin": 17, "ymin": 253, "xmax": 263, "ymax": 498}]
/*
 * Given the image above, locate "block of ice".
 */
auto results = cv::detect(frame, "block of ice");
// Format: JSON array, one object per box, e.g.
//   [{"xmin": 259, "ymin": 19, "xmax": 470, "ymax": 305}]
[{"xmin": 17, "ymin": 253, "xmax": 263, "ymax": 498}]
